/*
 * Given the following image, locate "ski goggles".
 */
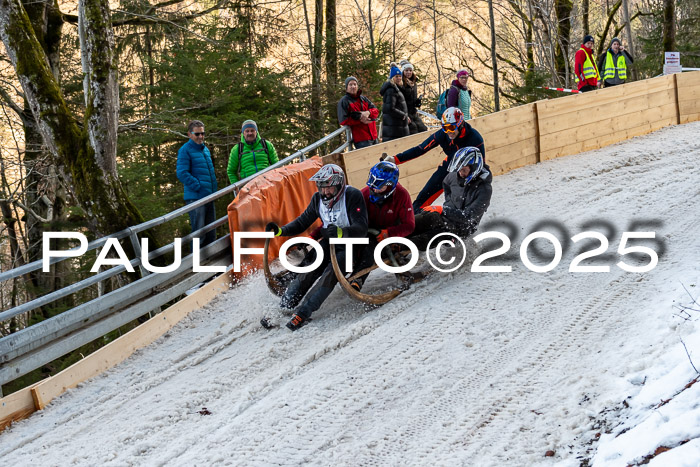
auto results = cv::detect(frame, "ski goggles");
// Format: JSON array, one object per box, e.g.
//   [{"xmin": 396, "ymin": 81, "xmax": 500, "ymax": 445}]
[{"xmin": 442, "ymin": 123, "xmax": 458, "ymax": 134}]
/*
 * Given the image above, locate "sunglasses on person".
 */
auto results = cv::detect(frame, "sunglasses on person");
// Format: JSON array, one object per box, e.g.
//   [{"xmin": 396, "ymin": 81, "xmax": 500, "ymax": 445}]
[{"xmin": 191, "ymin": 131, "xmax": 205, "ymax": 136}]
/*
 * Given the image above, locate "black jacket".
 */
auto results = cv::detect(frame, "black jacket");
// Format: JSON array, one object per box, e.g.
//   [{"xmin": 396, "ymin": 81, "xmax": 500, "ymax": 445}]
[
  {"xmin": 380, "ymin": 80, "xmax": 410, "ymax": 139},
  {"xmin": 280, "ymin": 186, "xmax": 368, "ymax": 239},
  {"xmin": 400, "ymin": 75, "xmax": 420, "ymax": 116},
  {"xmin": 442, "ymin": 164, "xmax": 493, "ymax": 236},
  {"xmin": 395, "ymin": 122, "xmax": 486, "ymax": 164}
]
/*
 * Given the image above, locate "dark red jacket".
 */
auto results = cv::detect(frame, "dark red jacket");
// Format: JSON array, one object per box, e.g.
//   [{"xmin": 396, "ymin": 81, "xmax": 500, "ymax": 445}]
[
  {"xmin": 361, "ymin": 183, "xmax": 415, "ymax": 238},
  {"xmin": 574, "ymin": 45, "xmax": 599, "ymax": 89},
  {"xmin": 337, "ymin": 90, "xmax": 379, "ymax": 143}
]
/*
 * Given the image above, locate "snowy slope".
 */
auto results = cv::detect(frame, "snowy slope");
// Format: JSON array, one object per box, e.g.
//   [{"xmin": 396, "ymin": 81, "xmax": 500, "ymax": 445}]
[{"xmin": 1, "ymin": 122, "xmax": 699, "ymax": 466}]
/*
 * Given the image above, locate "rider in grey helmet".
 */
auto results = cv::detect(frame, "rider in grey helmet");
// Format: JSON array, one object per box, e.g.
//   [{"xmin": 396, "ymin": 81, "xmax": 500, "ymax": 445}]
[
  {"xmin": 409, "ymin": 146, "xmax": 492, "ymax": 248},
  {"xmin": 263, "ymin": 164, "xmax": 368, "ymax": 331}
]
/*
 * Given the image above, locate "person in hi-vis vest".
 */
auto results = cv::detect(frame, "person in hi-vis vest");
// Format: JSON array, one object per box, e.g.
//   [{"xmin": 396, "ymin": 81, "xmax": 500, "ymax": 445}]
[
  {"xmin": 574, "ymin": 35, "xmax": 600, "ymax": 92},
  {"xmin": 597, "ymin": 38, "xmax": 634, "ymax": 88}
]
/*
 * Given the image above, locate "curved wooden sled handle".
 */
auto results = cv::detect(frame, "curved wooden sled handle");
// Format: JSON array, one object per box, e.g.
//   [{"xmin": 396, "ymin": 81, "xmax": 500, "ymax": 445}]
[
  {"xmin": 330, "ymin": 243, "xmax": 401, "ymax": 306},
  {"xmin": 263, "ymin": 237, "xmax": 287, "ymax": 297}
]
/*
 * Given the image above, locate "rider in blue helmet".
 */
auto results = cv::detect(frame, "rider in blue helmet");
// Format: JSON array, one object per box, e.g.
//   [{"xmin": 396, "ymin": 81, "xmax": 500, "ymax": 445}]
[
  {"xmin": 349, "ymin": 161, "xmax": 415, "ymax": 291},
  {"xmin": 367, "ymin": 161, "xmax": 400, "ymax": 204}
]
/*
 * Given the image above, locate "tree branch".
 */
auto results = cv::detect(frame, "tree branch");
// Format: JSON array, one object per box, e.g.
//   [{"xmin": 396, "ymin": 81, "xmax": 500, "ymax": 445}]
[
  {"xmin": 427, "ymin": 3, "xmax": 525, "ymax": 74},
  {"xmin": 0, "ymin": 85, "xmax": 24, "ymax": 119}
]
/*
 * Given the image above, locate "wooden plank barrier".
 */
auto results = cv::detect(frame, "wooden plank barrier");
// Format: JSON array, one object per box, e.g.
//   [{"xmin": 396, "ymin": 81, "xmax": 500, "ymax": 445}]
[
  {"xmin": 537, "ymin": 74, "xmax": 678, "ymax": 161},
  {"xmin": 470, "ymin": 103, "xmax": 539, "ymax": 176},
  {"xmin": 0, "ymin": 384, "xmax": 37, "ymax": 431},
  {"xmin": 677, "ymin": 71, "xmax": 700, "ymax": 124},
  {"xmin": 343, "ymin": 104, "xmax": 538, "ymax": 199},
  {"xmin": 0, "ymin": 271, "xmax": 233, "ymax": 430}
]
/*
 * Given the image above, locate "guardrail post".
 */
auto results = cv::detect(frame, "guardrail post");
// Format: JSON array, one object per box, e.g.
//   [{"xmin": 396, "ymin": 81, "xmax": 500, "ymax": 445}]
[{"xmin": 129, "ymin": 229, "xmax": 148, "ymax": 276}]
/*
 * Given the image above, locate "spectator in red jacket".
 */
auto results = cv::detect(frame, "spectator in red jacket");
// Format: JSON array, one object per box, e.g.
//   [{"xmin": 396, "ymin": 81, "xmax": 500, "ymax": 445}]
[
  {"xmin": 574, "ymin": 35, "xmax": 600, "ymax": 92},
  {"xmin": 337, "ymin": 77, "xmax": 380, "ymax": 149}
]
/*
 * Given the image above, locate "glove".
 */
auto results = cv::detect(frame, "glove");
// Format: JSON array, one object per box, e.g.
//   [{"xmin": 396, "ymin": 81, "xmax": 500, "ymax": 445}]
[
  {"xmin": 376, "ymin": 229, "xmax": 389, "ymax": 242},
  {"xmin": 265, "ymin": 222, "xmax": 282, "ymax": 237},
  {"xmin": 415, "ymin": 97, "xmax": 422, "ymax": 108},
  {"xmin": 422, "ymin": 205, "xmax": 443, "ymax": 214},
  {"xmin": 380, "ymin": 153, "xmax": 396, "ymax": 164},
  {"xmin": 322, "ymin": 224, "xmax": 343, "ymax": 239}
]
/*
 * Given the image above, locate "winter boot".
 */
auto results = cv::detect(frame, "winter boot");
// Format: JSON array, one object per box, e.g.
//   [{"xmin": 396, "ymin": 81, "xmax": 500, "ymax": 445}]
[
  {"xmin": 350, "ymin": 276, "xmax": 365, "ymax": 292},
  {"xmin": 286, "ymin": 313, "xmax": 309, "ymax": 331}
]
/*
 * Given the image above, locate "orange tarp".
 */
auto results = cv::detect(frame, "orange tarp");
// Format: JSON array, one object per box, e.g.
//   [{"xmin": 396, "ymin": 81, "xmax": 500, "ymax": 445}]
[{"xmin": 227, "ymin": 157, "xmax": 323, "ymax": 275}]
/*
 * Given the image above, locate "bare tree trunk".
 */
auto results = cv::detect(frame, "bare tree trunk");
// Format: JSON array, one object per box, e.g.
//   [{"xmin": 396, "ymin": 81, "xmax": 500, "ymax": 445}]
[
  {"xmin": 662, "ymin": 0, "xmax": 676, "ymax": 52},
  {"xmin": 313, "ymin": 0, "xmax": 324, "ymax": 140},
  {"xmin": 21, "ymin": 0, "xmax": 65, "ymax": 265},
  {"xmin": 433, "ymin": 0, "xmax": 441, "ymax": 93},
  {"xmin": 392, "ymin": 0, "xmax": 397, "ymax": 59},
  {"xmin": 78, "ymin": 0, "xmax": 119, "ymax": 176},
  {"xmin": 0, "ymin": 0, "xmax": 145, "ymax": 236},
  {"xmin": 525, "ymin": 1, "xmax": 534, "ymax": 73},
  {"xmin": 488, "ymin": 0, "xmax": 500, "ymax": 111},
  {"xmin": 302, "ymin": 0, "xmax": 323, "ymax": 144},
  {"xmin": 554, "ymin": 0, "xmax": 573, "ymax": 79},
  {"xmin": 325, "ymin": 0, "xmax": 337, "ymax": 131},
  {"xmin": 621, "ymin": 0, "xmax": 637, "ymax": 80},
  {"xmin": 582, "ymin": 0, "xmax": 590, "ymax": 35},
  {"xmin": 368, "ymin": 0, "xmax": 375, "ymax": 59}
]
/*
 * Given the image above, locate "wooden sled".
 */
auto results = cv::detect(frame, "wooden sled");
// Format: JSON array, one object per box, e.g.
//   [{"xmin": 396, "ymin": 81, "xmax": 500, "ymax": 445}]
[{"xmin": 330, "ymin": 243, "xmax": 429, "ymax": 306}]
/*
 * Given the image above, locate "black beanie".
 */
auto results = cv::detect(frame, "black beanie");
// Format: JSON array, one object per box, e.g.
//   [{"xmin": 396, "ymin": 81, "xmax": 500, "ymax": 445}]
[{"xmin": 583, "ymin": 35, "xmax": 594, "ymax": 44}]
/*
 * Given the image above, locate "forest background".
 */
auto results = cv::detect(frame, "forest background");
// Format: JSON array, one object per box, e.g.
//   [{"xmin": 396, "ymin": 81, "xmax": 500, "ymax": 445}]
[{"xmin": 0, "ymin": 0, "xmax": 698, "ymax": 392}]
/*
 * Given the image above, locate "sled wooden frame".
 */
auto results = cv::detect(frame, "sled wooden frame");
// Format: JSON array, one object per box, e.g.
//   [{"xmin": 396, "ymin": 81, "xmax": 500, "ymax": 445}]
[
  {"xmin": 329, "ymin": 243, "xmax": 405, "ymax": 306},
  {"xmin": 263, "ymin": 237, "xmax": 287, "ymax": 297},
  {"xmin": 263, "ymin": 237, "xmax": 406, "ymax": 306}
]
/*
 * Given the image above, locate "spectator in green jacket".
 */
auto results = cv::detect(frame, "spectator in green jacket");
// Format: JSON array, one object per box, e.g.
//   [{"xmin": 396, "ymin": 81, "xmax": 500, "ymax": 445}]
[{"xmin": 227, "ymin": 120, "xmax": 279, "ymax": 184}]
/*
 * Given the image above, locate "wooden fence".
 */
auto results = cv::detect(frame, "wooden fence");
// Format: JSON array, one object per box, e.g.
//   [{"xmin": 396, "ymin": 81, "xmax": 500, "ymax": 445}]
[{"xmin": 344, "ymin": 72, "xmax": 700, "ymax": 198}]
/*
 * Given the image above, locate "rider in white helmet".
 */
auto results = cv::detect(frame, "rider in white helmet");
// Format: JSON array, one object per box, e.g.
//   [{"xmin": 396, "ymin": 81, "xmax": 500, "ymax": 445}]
[{"xmin": 263, "ymin": 164, "xmax": 368, "ymax": 331}]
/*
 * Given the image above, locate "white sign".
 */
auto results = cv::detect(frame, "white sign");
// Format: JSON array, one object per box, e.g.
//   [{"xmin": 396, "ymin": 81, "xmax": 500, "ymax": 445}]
[{"xmin": 664, "ymin": 52, "xmax": 682, "ymax": 74}]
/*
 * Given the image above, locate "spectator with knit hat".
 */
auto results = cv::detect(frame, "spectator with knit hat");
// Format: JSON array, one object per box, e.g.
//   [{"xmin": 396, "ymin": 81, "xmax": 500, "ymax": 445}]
[
  {"xmin": 337, "ymin": 76, "xmax": 379, "ymax": 149},
  {"xmin": 379, "ymin": 63, "xmax": 410, "ymax": 142},
  {"xmin": 574, "ymin": 35, "xmax": 600, "ymax": 92},
  {"xmin": 447, "ymin": 68, "xmax": 473, "ymax": 120},
  {"xmin": 227, "ymin": 119, "xmax": 279, "ymax": 184},
  {"xmin": 596, "ymin": 37, "xmax": 634, "ymax": 88},
  {"xmin": 399, "ymin": 62, "xmax": 428, "ymax": 134}
]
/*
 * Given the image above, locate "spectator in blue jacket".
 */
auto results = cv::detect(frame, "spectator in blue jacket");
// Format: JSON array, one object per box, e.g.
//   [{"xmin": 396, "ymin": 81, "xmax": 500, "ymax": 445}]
[{"xmin": 177, "ymin": 120, "xmax": 218, "ymax": 248}]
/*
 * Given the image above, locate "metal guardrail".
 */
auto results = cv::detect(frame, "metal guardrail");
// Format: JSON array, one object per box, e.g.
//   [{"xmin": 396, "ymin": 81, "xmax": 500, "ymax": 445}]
[
  {"xmin": 0, "ymin": 125, "xmax": 352, "ymax": 394},
  {"xmin": 417, "ymin": 110, "xmax": 441, "ymax": 128}
]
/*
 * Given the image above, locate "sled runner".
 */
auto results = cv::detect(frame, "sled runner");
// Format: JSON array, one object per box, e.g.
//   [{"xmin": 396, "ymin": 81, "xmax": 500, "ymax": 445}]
[{"xmin": 329, "ymin": 243, "xmax": 430, "ymax": 306}]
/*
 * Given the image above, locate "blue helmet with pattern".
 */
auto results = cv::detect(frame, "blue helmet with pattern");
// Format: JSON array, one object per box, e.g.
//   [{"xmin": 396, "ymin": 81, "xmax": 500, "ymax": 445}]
[
  {"xmin": 447, "ymin": 147, "xmax": 483, "ymax": 183},
  {"xmin": 366, "ymin": 161, "xmax": 399, "ymax": 204}
]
